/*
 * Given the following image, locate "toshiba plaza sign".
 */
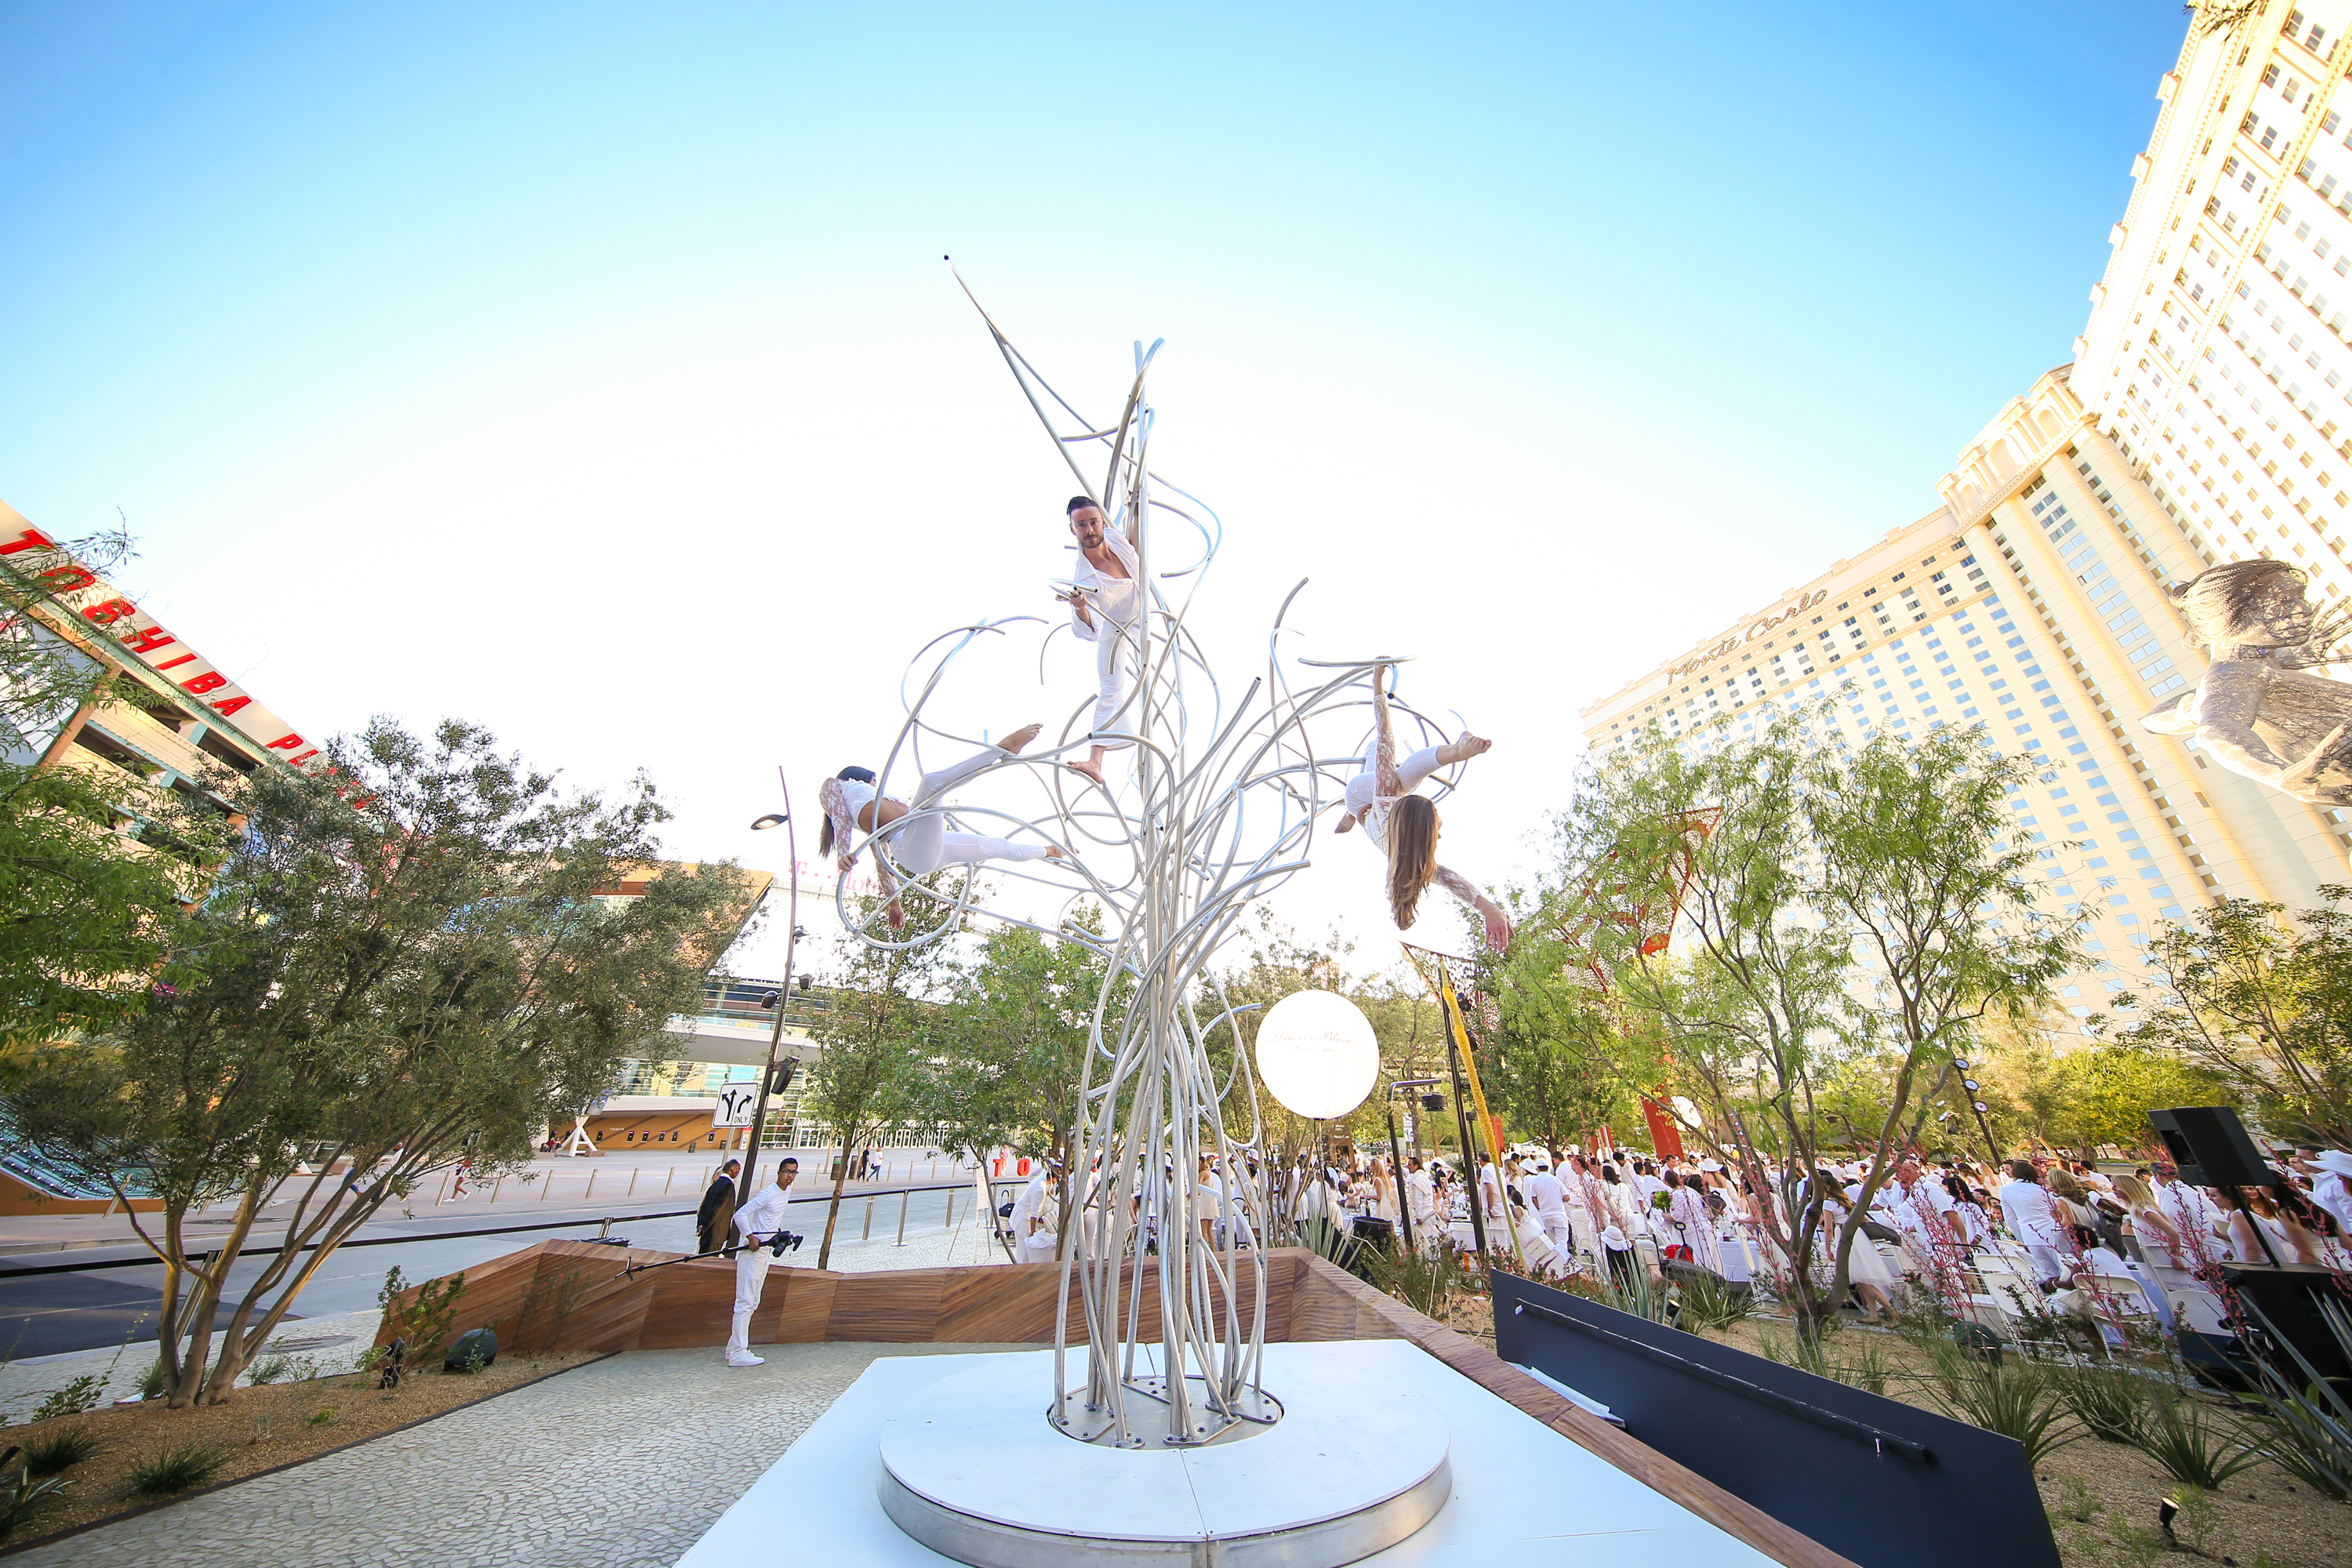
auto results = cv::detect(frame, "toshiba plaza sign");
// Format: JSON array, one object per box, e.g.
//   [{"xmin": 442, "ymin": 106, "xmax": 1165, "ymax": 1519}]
[{"xmin": 1, "ymin": 502, "xmax": 328, "ymax": 776}]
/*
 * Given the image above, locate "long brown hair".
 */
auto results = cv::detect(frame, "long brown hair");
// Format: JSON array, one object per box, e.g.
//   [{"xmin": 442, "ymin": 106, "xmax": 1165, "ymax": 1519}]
[{"xmin": 1386, "ymin": 795, "xmax": 1439, "ymax": 929}]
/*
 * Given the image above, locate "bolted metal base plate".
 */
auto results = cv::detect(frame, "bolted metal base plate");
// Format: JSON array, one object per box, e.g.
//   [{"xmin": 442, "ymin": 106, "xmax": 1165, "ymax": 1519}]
[{"xmin": 877, "ymin": 1351, "xmax": 1450, "ymax": 1568}]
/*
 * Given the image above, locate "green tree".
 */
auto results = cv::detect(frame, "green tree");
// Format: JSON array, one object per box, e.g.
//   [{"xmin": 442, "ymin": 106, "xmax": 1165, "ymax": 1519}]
[
  {"xmin": 803, "ymin": 898, "xmax": 953, "ymax": 1268},
  {"xmin": 0, "ymin": 527, "xmax": 229, "ymax": 1050},
  {"xmin": 2118, "ymin": 891, "xmax": 2352, "ymax": 1145},
  {"xmin": 1538, "ymin": 706, "xmax": 2075, "ymax": 1340},
  {"xmin": 1, "ymin": 717, "xmax": 750, "ymax": 1404}
]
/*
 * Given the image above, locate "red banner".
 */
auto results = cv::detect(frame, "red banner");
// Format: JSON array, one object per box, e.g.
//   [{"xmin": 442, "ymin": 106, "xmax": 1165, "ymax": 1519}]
[{"xmin": 1640, "ymin": 1095, "xmax": 1685, "ymax": 1161}]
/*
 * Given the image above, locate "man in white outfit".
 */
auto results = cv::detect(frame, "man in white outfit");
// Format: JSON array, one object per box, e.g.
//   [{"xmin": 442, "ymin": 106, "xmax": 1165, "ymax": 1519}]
[
  {"xmin": 1013, "ymin": 1163, "xmax": 1058, "ymax": 1263},
  {"xmin": 1995, "ymin": 1160, "xmax": 2067, "ymax": 1285},
  {"xmin": 726, "ymin": 1159, "xmax": 797, "ymax": 1367},
  {"xmin": 1526, "ymin": 1161, "xmax": 1572, "ymax": 1253},
  {"xmin": 1404, "ymin": 1157, "xmax": 1439, "ymax": 1251},
  {"xmin": 1057, "ymin": 497, "xmax": 1142, "ymax": 787}
]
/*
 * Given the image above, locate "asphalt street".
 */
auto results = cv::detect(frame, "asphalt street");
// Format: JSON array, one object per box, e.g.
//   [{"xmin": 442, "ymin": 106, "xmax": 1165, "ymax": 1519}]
[{"xmin": 0, "ymin": 1184, "xmax": 972, "ymax": 1358}]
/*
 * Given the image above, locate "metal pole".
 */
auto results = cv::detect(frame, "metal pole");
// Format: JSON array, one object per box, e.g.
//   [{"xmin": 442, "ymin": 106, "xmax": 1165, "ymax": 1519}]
[
  {"xmin": 1385, "ymin": 1092, "xmax": 1414, "ymax": 1252},
  {"xmin": 1446, "ymin": 1021, "xmax": 1489, "ymax": 1269},
  {"xmin": 742, "ymin": 768, "xmax": 802, "ymax": 1197},
  {"xmin": 896, "ymin": 1189, "xmax": 910, "ymax": 1247}
]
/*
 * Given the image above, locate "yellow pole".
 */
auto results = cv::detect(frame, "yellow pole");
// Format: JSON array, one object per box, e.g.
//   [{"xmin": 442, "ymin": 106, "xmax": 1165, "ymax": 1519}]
[{"xmin": 1436, "ymin": 960, "xmax": 1528, "ymax": 1276}]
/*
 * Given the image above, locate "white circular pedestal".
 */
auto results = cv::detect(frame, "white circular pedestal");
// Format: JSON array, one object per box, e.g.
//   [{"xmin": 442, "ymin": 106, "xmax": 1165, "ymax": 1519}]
[{"xmin": 877, "ymin": 1357, "xmax": 1451, "ymax": 1568}]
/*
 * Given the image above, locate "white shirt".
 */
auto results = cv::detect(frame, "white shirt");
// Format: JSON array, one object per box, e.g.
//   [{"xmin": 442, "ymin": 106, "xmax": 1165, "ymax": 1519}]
[
  {"xmin": 1526, "ymin": 1171, "xmax": 1566, "ymax": 1215},
  {"xmin": 1406, "ymin": 1170, "xmax": 1436, "ymax": 1220},
  {"xmin": 734, "ymin": 1178, "xmax": 794, "ymax": 1242},
  {"xmin": 1014, "ymin": 1171, "xmax": 1050, "ymax": 1235},
  {"xmin": 1070, "ymin": 526, "xmax": 1142, "ymax": 636},
  {"xmin": 1998, "ymin": 1179, "xmax": 2065, "ymax": 1250},
  {"xmin": 2155, "ymin": 1178, "xmax": 2223, "ymax": 1250},
  {"xmin": 2307, "ymin": 1171, "xmax": 2352, "ymax": 1233},
  {"xmin": 1893, "ymin": 1178, "xmax": 1955, "ymax": 1242}
]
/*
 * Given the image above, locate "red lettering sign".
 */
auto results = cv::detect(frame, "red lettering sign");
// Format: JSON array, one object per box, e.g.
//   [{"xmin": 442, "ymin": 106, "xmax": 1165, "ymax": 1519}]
[
  {"xmin": 154, "ymin": 653, "xmax": 196, "ymax": 670},
  {"xmin": 209, "ymin": 696, "xmax": 250, "ymax": 716},
  {"xmin": 181, "ymin": 673, "xmax": 227, "ymax": 695},
  {"xmin": 0, "ymin": 528, "xmax": 56, "ymax": 557},
  {"xmin": 81, "ymin": 597, "xmax": 137, "ymax": 626},
  {"xmin": 124, "ymin": 626, "xmax": 176, "ymax": 654},
  {"xmin": 267, "ymin": 735, "xmax": 304, "ymax": 750},
  {"xmin": 36, "ymin": 565, "xmax": 95, "ymax": 593}
]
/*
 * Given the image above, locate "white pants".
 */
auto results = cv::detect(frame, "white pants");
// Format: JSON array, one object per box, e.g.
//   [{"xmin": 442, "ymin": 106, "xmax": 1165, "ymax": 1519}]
[
  {"xmin": 887, "ymin": 746, "xmax": 1055, "ymax": 876},
  {"xmin": 1087, "ymin": 619, "xmax": 1141, "ymax": 741},
  {"xmin": 1541, "ymin": 1209, "xmax": 1571, "ymax": 1251},
  {"xmin": 1347, "ymin": 742, "xmax": 1443, "ymax": 823},
  {"xmin": 1022, "ymin": 1231, "xmax": 1057, "ymax": 1265},
  {"xmin": 728, "ymin": 1243, "xmax": 770, "ymax": 1356}
]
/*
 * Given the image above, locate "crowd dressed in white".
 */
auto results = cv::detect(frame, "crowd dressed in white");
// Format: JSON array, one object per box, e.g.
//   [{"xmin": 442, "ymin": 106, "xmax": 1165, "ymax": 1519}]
[{"xmin": 1286, "ymin": 1139, "xmax": 2352, "ymax": 1331}]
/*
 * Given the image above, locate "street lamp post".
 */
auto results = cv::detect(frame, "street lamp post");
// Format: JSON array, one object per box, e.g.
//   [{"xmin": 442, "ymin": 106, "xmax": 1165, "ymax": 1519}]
[
  {"xmin": 744, "ymin": 769, "xmax": 804, "ymax": 1196},
  {"xmin": 1385, "ymin": 1077, "xmax": 1440, "ymax": 1252}
]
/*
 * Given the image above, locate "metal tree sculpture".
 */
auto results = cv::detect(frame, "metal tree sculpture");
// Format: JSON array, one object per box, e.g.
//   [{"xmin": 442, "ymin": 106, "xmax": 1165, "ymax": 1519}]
[{"xmin": 829, "ymin": 273, "xmax": 1477, "ymax": 1448}]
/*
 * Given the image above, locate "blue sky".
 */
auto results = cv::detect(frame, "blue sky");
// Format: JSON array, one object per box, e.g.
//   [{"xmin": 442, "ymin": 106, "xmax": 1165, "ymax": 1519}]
[{"xmin": 0, "ymin": 2, "xmax": 2189, "ymax": 970}]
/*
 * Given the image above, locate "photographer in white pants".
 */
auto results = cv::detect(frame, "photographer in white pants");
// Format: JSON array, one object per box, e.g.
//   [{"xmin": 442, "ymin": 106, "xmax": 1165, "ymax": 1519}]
[{"xmin": 726, "ymin": 1158, "xmax": 798, "ymax": 1368}]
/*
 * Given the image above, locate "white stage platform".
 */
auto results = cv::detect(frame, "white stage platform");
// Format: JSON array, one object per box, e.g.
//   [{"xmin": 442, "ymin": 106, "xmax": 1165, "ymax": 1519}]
[{"xmin": 674, "ymin": 1340, "xmax": 1778, "ymax": 1567}]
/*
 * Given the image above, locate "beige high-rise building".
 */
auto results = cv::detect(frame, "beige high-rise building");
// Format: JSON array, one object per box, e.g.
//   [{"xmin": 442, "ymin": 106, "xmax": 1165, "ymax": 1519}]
[
  {"xmin": 1580, "ymin": 2, "xmax": 2352, "ymax": 1019},
  {"xmin": 2080, "ymin": 0, "xmax": 2352, "ymax": 596},
  {"xmin": 1579, "ymin": 361, "xmax": 2349, "ymax": 1017}
]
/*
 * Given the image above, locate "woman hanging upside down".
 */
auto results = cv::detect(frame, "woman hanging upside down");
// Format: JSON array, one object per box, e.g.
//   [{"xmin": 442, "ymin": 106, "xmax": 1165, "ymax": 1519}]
[
  {"xmin": 818, "ymin": 723, "xmax": 1064, "ymax": 931},
  {"xmin": 1334, "ymin": 677, "xmax": 1512, "ymax": 951}
]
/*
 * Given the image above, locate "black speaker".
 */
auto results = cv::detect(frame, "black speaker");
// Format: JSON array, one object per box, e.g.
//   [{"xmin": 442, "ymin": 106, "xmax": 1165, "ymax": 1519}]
[{"xmin": 2147, "ymin": 1105, "xmax": 2272, "ymax": 1189}]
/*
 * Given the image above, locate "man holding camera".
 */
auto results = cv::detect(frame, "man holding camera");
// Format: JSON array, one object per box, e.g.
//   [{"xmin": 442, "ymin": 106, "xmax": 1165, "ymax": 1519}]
[{"xmin": 726, "ymin": 1158, "xmax": 799, "ymax": 1368}]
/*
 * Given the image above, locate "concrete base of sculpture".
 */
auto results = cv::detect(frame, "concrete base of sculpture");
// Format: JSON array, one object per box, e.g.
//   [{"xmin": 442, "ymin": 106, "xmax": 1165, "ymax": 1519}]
[
  {"xmin": 877, "ymin": 1348, "xmax": 1448, "ymax": 1567},
  {"xmin": 674, "ymin": 1339, "xmax": 1782, "ymax": 1567}
]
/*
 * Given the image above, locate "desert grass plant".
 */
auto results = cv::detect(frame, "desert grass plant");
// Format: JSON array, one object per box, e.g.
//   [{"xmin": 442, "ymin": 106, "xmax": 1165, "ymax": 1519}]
[
  {"xmin": 0, "ymin": 1450, "xmax": 70, "ymax": 1541},
  {"xmin": 20, "ymin": 1428, "xmax": 100, "ymax": 1477},
  {"xmin": 136, "ymin": 1357, "xmax": 166, "ymax": 1401},
  {"xmin": 245, "ymin": 1353, "xmax": 292, "ymax": 1386},
  {"xmin": 1670, "ymin": 1275, "xmax": 1749, "ymax": 1336},
  {"xmin": 126, "ymin": 1440, "xmax": 225, "ymax": 1497},
  {"xmin": 2236, "ymin": 1287, "xmax": 2352, "ymax": 1499},
  {"xmin": 2052, "ymin": 1363, "xmax": 2151, "ymax": 1446},
  {"xmin": 1361, "ymin": 1243, "xmax": 1463, "ymax": 1321},
  {"xmin": 1929, "ymin": 1336, "xmax": 2079, "ymax": 1468},
  {"xmin": 2133, "ymin": 1388, "xmax": 2263, "ymax": 1491},
  {"xmin": 1835, "ymin": 1331, "xmax": 1895, "ymax": 1399}
]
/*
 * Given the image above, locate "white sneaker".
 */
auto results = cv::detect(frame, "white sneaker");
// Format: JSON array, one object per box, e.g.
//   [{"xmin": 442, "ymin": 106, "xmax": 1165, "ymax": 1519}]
[{"xmin": 726, "ymin": 1352, "xmax": 765, "ymax": 1367}]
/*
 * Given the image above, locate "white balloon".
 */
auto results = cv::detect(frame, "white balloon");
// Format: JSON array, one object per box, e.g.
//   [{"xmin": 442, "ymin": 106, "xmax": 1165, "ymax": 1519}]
[{"xmin": 1254, "ymin": 989, "xmax": 1379, "ymax": 1120}]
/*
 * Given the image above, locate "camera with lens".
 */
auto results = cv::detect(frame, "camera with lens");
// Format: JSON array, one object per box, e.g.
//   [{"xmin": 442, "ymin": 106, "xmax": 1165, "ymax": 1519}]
[{"xmin": 768, "ymin": 1230, "xmax": 805, "ymax": 1256}]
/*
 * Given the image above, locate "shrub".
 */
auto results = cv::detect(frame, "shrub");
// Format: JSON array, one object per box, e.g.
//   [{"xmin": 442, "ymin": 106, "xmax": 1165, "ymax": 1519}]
[
  {"xmin": 245, "ymin": 1354, "xmax": 292, "ymax": 1386},
  {"xmin": 0, "ymin": 1455, "xmax": 70, "ymax": 1541},
  {"xmin": 136, "ymin": 1358, "xmax": 165, "ymax": 1401},
  {"xmin": 2134, "ymin": 1391, "xmax": 2263, "ymax": 1491},
  {"xmin": 126, "ymin": 1441, "xmax": 224, "ymax": 1497},
  {"xmin": 1671, "ymin": 1276, "xmax": 1749, "ymax": 1336},
  {"xmin": 20, "ymin": 1428, "xmax": 99, "ymax": 1477},
  {"xmin": 2052, "ymin": 1363, "xmax": 2150, "ymax": 1446},
  {"xmin": 27, "ymin": 1374, "xmax": 102, "ymax": 1424},
  {"xmin": 1929, "ymin": 1338, "xmax": 2078, "ymax": 1468}
]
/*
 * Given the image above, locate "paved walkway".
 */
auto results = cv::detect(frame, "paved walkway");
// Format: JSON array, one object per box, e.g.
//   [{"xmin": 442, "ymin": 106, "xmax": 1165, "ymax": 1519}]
[{"xmin": 9, "ymin": 1341, "xmax": 1033, "ymax": 1568}]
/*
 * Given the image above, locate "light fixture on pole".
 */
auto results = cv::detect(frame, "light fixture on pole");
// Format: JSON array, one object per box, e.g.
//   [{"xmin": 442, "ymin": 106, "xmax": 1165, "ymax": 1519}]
[
  {"xmin": 1385, "ymin": 1076, "xmax": 1440, "ymax": 1250},
  {"xmin": 743, "ymin": 770, "xmax": 804, "ymax": 1192}
]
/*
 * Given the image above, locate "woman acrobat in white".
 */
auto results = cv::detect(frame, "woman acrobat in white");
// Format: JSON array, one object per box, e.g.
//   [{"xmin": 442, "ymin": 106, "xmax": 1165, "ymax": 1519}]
[
  {"xmin": 818, "ymin": 723, "xmax": 1065, "ymax": 931},
  {"xmin": 1335, "ymin": 673, "xmax": 1512, "ymax": 950}
]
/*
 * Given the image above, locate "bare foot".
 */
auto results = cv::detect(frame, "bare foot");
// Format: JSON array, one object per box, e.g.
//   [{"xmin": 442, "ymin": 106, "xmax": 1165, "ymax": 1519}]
[
  {"xmin": 1066, "ymin": 759, "xmax": 1105, "ymax": 786},
  {"xmin": 1334, "ymin": 812, "xmax": 1356, "ymax": 835},
  {"xmin": 1000, "ymin": 722, "xmax": 1044, "ymax": 754},
  {"xmin": 1045, "ymin": 845, "xmax": 1066, "ymax": 859},
  {"xmin": 1441, "ymin": 731, "xmax": 1493, "ymax": 765}
]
